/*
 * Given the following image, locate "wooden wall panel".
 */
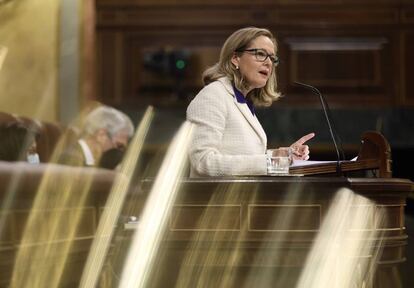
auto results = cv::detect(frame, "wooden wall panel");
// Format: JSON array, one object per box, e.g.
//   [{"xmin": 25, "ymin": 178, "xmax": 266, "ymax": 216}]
[
  {"xmin": 80, "ymin": 0, "xmax": 97, "ymax": 103},
  {"xmin": 404, "ymin": 32, "xmax": 414, "ymax": 105},
  {"xmin": 96, "ymin": 32, "xmax": 125, "ymax": 105},
  {"xmin": 287, "ymin": 37, "xmax": 386, "ymax": 87},
  {"xmin": 96, "ymin": 7, "xmax": 399, "ymax": 28},
  {"xmin": 402, "ymin": 7, "xmax": 414, "ymax": 24},
  {"xmin": 126, "ymin": 44, "xmax": 220, "ymax": 105},
  {"xmin": 281, "ymin": 36, "xmax": 394, "ymax": 106},
  {"xmin": 95, "ymin": 1, "xmax": 414, "ymax": 108},
  {"xmin": 402, "ymin": 2, "xmax": 414, "ymax": 105},
  {"xmin": 105, "ymin": 30, "xmax": 228, "ymax": 106},
  {"xmin": 96, "ymin": 0, "xmax": 399, "ymax": 6}
]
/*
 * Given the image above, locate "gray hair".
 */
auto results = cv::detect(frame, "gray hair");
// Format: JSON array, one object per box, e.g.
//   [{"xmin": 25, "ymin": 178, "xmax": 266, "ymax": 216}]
[{"xmin": 82, "ymin": 106, "xmax": 134, "ymax": 138}]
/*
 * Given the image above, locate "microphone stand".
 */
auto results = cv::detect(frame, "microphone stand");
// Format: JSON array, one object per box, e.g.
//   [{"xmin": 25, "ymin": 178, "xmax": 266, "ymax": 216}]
[{"xmin": 294, "ymin": 81, "xmax": 344, "ymax": 175}]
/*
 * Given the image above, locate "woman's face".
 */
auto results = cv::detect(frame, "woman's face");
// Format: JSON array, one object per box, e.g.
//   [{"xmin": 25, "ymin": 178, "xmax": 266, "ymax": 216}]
[{"xmin": 231, "ymin": 35, "xmax": 276, "ymax": 94}]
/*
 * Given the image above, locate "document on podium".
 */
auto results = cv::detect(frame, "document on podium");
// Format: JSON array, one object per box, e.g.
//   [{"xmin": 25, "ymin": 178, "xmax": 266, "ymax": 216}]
[
  {"xmin": 289, "ymin": 157, "xmax": 358, "ymax": 175},
  {"xmin": 292, "ymin": 160, "xmax": 336, "ymax": 168},
  {"xmin": 291, "ymin": 157, "xmax": 357, "ymax": 168}
]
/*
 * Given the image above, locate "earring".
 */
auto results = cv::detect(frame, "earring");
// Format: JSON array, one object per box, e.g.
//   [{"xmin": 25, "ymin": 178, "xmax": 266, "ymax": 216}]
[{"xmin": 235, "ymin": 65, "xmax": 239, "ymax": 70}]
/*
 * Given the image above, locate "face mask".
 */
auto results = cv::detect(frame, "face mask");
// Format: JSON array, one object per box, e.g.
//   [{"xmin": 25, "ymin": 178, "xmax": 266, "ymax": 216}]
[
  {"xmin": 99, "ymin": 148, "xmax": 124, "ymax": 170},
  {"xmin": 27, "ymin": 153, "xmax": 40, "ymax": 164}
]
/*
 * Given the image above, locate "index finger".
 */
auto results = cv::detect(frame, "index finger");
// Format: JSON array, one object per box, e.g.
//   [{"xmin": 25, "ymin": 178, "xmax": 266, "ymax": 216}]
[{"xmin": 294, "ymin": 132, "xmax": 315, "ymax": 145}]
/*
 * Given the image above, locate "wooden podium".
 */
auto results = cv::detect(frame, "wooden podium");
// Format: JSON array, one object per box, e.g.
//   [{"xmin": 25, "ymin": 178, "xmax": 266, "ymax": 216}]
[
  {"xmin": 138, "ymin": 177, "xmax": 412, "ymax": 288},
  {"xmin": 125, "ymin": 132, "xmax": 412, "ymax": 288},
  {"xmin": 290, "ymin": 131, "xmax": 392, "ymax": 178}
]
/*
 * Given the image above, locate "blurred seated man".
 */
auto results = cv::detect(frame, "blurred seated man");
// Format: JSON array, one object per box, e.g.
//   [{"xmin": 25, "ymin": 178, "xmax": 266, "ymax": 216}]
[
  {"xmin": 0, "ymin": 122, "xmax": 40, "ymax": 164},
  {"xmin": 55, "ymin": 106, "xmax": 134, "ymax": 168}
]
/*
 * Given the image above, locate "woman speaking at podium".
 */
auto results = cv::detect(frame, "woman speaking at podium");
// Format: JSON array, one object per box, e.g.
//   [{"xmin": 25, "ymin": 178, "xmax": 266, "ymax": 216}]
[{"xmin": 187, "ymin": 27, "xmax": 314, "ymax": 177}]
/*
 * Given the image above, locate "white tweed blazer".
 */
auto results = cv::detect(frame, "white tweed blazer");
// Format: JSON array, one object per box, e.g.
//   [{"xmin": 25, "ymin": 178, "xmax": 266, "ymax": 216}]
[{"xmin": 186, "ymin": 77, "xmax": 268, "ymax": 177}]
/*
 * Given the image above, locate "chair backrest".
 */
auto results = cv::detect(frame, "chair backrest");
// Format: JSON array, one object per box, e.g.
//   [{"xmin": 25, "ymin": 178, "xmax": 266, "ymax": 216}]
[
  {"xmin": 0, "ymin": 111, "xmax": 64, "ymax": 163},
  {"xmin": 0, "ymin": 111, "xmax": 17, "ymax": 124},
  {"xmin": 36, "ymin": 120, "xmax": 64, "ymax": 162}
]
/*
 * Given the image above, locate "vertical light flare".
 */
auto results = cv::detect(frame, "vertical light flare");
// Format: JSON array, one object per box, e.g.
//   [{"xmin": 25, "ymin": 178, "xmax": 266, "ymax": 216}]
[
  {"xmin": 10, "ymin": 106, "xmax": 153, "ymax": 288},
  {"xmin": 0, "ymin": 45, "xmax": 7, "ymax": 71},
  {"xmin": 9, "ymin": 103, "xmax": 97, "ymax": 288},
  {"xmin": 10, "ymin": 164, "xmax": 96, "ymax": 288},
  {"xmin": 0, "ymin": 167, "xmax": 25, "ymax": 241},
  {"xmin": 118, "ymin": 121, "xmax": 194, "ymax": 288},
  {"xmin": 296, "ymin": 188, "xmax": 385, "ymax": 288},
  {"xmin": 175, "ymin": 182, "xmax": 260, "ymax": 288},
  {"xmin": 174, "ymin": 183, "xmax": 309, "ymax": 287},
  {"xmin": 171, "ymin": 185, "xmax": 386, "ymax": 288},
  {"xmin": 1, "ymin": 71, "xmax": 58, "ymax": 239},
  {"xmin": 243, "ymin": 184, "xmax": 310, "ymax": 287},
  {"xmin": 79, "ymin": 106, "xmax": 154, "ymax": 288}
]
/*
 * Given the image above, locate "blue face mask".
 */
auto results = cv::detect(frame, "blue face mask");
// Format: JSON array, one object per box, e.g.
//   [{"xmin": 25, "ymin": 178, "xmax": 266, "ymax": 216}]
[{"xmin": 27, "ymin": 153, "xmax": 40, "ymax": 164}]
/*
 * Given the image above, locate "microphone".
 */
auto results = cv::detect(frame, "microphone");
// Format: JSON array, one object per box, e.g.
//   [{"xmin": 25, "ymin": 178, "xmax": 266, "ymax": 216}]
[{"xmin": 294, "ymin": 81, "xmax": 345, "ymax": 174}]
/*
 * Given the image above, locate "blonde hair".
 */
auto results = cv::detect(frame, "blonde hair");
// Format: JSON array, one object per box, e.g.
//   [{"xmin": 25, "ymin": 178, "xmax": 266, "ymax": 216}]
[{"xmin": 202, "ymin": 27, "xmax": 281, "ymax": 107}]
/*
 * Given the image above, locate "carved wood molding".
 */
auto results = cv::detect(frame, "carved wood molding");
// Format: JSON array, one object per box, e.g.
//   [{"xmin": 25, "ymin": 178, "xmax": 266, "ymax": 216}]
[
  {"xmin": 94, "ymin": 1, "xmax": 414, "ymax": 107},
  {"xmin": 96, "ymin": 7, "xmax": 400, "ymax": 28}
]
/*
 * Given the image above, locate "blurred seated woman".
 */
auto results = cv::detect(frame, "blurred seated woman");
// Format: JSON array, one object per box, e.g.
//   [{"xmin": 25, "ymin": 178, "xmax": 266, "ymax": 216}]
[{"xmin": 0, "ymin": 122, "xmax": 40, "ymax": 164}]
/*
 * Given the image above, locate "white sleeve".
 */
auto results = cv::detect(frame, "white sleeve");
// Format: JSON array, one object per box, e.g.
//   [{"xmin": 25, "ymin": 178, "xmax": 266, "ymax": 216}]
[{"xmin": 186, "ymin": 86, "xmax": 267, "ymax": 176}]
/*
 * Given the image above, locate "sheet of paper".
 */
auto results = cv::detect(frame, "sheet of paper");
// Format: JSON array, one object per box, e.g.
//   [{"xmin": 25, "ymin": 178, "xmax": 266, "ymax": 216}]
[
  {"xmin": 291, "ymin": 160, "xmax": 336, "ymax": 168},
  {"xmin": 291, "ymin": 156, "xmax": 357, "ymax": 168}
]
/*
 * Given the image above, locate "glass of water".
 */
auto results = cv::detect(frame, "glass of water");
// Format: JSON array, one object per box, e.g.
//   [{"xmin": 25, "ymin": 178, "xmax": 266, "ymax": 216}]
[{"xmin": 267, "ymin": 148, "xmax": 292, "ymax": 175}]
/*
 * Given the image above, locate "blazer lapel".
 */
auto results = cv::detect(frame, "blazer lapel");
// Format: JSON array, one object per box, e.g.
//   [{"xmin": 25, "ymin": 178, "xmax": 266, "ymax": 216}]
[{"xmin": 218, "ymin": 77, "xmax": 267, "ymax": 145}]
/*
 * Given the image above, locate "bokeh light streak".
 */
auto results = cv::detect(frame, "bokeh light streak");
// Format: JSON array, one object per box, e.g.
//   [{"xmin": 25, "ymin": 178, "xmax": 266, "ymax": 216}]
[
  {"xmin": 10, "ymin": 164, "xmax": 95, "ymax": 288},
  {"xmin": 118, "ymin": 121, "xmax": 193, "ymax": 288},
  {"xmin": 80, "ymin": 106, "xmax": 154, "ymax": 288},
  {"xmin": 296, "ymin": 188, "xmax": 385, "ymax": 288}
]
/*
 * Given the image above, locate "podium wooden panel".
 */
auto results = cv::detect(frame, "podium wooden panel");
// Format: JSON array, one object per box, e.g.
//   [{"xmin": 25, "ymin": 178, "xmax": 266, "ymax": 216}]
[
  {"xmin": 101, "ymin": 131, "xmax": 410, "ymax": 287},
  {"xmin": 138, "ymin": 177, "xmax": 412, "ymax": 288}
]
